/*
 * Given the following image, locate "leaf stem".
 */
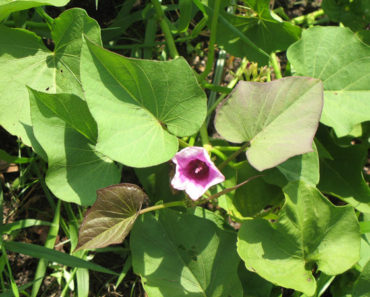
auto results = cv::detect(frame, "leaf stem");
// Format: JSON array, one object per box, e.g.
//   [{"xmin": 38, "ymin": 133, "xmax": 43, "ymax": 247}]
[
  {"xmin": 35, "ymin": 7, "xmax": 54, "ymax": 28},
  {"xmin": 270, "ymin": 52, "xmax": 282, "ymax": 79},
  {"xmin": 139, "ymin": 200, "xmax": 186, "ymax": 215},
  {"xmin": 200, "ymin": 0, "xmax": 222, "ymax": 80},
  {"xmin": 151, "ymin": 0, "xmax": 179, "ymax": 59},
  {"xmin": 218, "ymin": 142, "xmax": 250, "ymax": 170}
]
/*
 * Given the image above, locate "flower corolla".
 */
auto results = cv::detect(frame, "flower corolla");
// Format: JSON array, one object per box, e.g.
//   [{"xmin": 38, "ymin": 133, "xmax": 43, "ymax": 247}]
[{"xmin": 171, "ymin": 147, "xmax": 225, "ymax": 200}]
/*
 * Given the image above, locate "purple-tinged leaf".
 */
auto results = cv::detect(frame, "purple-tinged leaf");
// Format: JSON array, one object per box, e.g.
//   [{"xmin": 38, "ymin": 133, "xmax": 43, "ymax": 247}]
[
  {"xmin": 76, "ymin": 184, "xmax": 147, "ymax": 251},
  {"xmin": 214, "ymin": 77, "xmax": 323, "ymax": 171}
]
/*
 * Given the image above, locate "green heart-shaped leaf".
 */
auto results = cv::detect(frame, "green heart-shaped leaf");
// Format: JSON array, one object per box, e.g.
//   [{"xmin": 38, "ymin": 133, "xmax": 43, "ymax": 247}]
[
  {"xmin": 76, "ymin": 183, "xmax": 147, "ymax": 251},
  {"xmin": 287, "ymin": 26, "xmax": 370, "ymax": 137},
  {"xmin": 0, "ymin": 8, "xmax": 101, "ymax": 145},
  {"xmin": 131, "ymin": 208, "xmax": 243, "ymax": 297},
  {"xmin": 214, "ymin": 77, "xmax": 323, "ymax": 171},
  {"xmin": 0, "ymin": 0, "xmax": 70, "ymax": 21},
  {"xmin": 80, "ymin": 37, "xmax": 207, "ymax": 167},
  {"xmin": 28, "ymin": 88, "xmax": 120, "ymax": 206},
  {"xmin": 237, "ymin": 181, "xmax": 361, "ymax": 296}
]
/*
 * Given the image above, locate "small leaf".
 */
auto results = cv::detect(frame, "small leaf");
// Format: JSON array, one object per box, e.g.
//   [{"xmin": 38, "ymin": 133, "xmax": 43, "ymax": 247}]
[
  {"xmin": 237, "ymin": 181, "xmax": 361, "ymax": 296},
  {"xmin": 214, "ymin": 77, "xmax": 323, "ymax": 171},
  {"xmin": 131, "ymin": 209, "xmax": 243, "ymax": 297},
  {"xmin": 287, "ymin": 26, "xmax": 370, "ymax": 137},
  {"xmin": 80, "ymin": 36, "xmax": 207, "ymax": 167},
  {"xmin": 76, "ymin": 183, "xmax": 147, "ymax": 251}
]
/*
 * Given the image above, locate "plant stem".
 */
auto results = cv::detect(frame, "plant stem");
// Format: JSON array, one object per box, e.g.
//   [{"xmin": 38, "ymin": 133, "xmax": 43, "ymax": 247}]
[
  {"xmin": 218, "ymin": 141, "xmax": 250, "ymax": 170},
  {"xmin": 200, "ymin": 0, "xmax": 222, "ymax": 80},
  {"xmin": 139, "ymin": 200, "xmax": 186, "ymax": 215},
  {"xmin": 151, "ymin": 0, "xmax": 179, "ymax": 59},
  {"xmin": 270, "ymin": 52, "xmax": 282, "ymax": 79},
  {"xmin": 291, "ymin": 8, "xmax": 324, "ymax": 25},
  {"xmin": 199, "ymin": 122, "xmax": 210, "ymax": 145}
]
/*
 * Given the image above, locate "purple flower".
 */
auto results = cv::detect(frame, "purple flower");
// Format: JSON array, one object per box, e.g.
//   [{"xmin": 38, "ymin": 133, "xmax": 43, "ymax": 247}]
[{"xmin": 171, "ymin": 147, "xmax": 225, "ymax": 200}]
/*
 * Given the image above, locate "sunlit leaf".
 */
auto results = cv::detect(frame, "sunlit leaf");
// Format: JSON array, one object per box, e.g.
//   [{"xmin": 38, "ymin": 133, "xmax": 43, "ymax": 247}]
[
  {"xmin": 131, "ymin": 209, "xmax": 243, "ymax": 297},
  {"xmin": 76, "ymin": 184, "xmax": 147, "ymax": 251},
  {"xmin": 237, "ymin": 181, "xmax": 361, "ymax": 296},
  {"xmin": 287, "ymin": 26, "xmax": 370, "ymax": 137},
  {"xmin": 214, "ymin": 77, "xmax": 323, "ymax": 171},
  {"xmin": 80, "ymin": 37, "xmax": 206, "ymax": 167}
]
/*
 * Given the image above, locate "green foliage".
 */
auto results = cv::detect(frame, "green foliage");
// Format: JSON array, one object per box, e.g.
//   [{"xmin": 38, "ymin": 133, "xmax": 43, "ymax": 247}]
[
  {"xmin": 0, "ymin": 1, "xmax": 368, "ymax": 296},
  {"xmin": 237, "ymin": 181, "xmax": 361, "ymax": 296}
]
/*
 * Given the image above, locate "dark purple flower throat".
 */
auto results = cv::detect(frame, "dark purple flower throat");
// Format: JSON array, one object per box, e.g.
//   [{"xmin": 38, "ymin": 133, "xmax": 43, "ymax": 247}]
[{"xmin": 186, "ymin": 159, "xmax": 210, "ymax": 180}]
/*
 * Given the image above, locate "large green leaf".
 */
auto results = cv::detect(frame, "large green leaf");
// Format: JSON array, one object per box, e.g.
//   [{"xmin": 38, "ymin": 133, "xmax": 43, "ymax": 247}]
[
  {"xmin": 322, "ymin": 0, "xmax": 370, "ymax": 31},
  {"xmin": 237, "ymin": 181, "xmax": 361, "ymax": 296},
  {"xmin": 215, "ymin": 0, "xmax": 301, "ymax": 65},
  {"xmin": 80, "ymin": 37, "xmax": 207, "ymax": 167},
  {"xmin": 131, "ymin": 209, "xmax": 243, "ymax": 297},
  {"xmin": 76, "ymin": 184, "xmax": 146, "ymax": 251},
  {"xmin": 0, "ymin": 0, "xmax": 70, "ymax": 21},
  {"xmin": 287, "ymin": 26, "xmax": 370, "ymax": 137},
  {"xmin": 214, "ymin": 77, "xmax": 323, "ymax": 171},
  {"xmin": 28, "ymin": 88, "xmax": 120, "ymax": 206},
  {"xmin": 0, "ymin": 8, "xmax": 101, "ymax": 146},
  {"xmin": 316, "ymin": 127, "xmax": 370, "ymax": 213}
]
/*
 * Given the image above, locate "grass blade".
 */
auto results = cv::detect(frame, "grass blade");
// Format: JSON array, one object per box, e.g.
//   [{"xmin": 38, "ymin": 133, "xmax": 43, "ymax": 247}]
[
  {"xmin": 4, "ymin": 241, "xmax": 117, "ymax": 275},
  {"xmin": 0, "ymin": 219, "xmax": 52, "ymax": 234},
  {"xmin": 1, "ymin": 245, "xmax": 19, "ymax": 297},
  {"xmin": 31, "ymin": 199, "xmax": 61, "ymax": 297}
]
